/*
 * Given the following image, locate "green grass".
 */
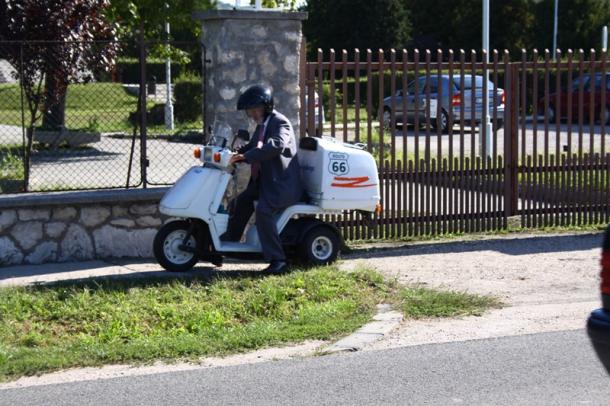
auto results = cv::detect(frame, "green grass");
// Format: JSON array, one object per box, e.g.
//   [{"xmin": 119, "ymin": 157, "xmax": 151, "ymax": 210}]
[
  {"xmin": 0, "ymin": 265, "xmax": 499, "ymax": 381},
  {"xmin": 328, "ymin": 106, "xmax": 371, "ymax": 123},
  {"xmin": 0, "ymin": 83, "xmax": 201, "ymax": 135},
  {"xmin": 399, "ymin": 287, "xmax": 502, "ymax": 319}
]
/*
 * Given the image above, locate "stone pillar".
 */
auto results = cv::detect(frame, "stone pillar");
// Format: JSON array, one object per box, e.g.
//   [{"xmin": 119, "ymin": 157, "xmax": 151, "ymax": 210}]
[{"xmin": 193, "ymin": 10, "xmax": 308, "ymax": 135}]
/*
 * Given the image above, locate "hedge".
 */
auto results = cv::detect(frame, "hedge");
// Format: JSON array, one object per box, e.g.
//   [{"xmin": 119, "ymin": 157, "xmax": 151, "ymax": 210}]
[{"xmin": 174, "ymin": 73, "xmax": 202, "ymax": 123}]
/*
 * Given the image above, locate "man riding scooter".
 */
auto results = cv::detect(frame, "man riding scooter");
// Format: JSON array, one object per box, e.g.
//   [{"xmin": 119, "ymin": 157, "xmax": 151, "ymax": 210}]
[{"xmin": 220, "ymin": 85, "xmax": 304, "ymax": 274}]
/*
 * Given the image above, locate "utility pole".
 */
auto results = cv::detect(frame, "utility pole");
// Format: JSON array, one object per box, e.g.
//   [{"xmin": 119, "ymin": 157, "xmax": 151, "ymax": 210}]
[
  {"xmin": 552, "ymin": 0, "xmax": 559, "ymax": 60},
  {"xmin": 164, "ymin": 3, "xmax": 174, "ymax": 130},
  {"xmin": 482, "ymin": 0, "xmax": 491, "ymax": 157}
]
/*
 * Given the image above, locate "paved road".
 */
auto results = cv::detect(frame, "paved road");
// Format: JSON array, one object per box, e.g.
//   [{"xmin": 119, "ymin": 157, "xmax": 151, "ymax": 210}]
[{"xmin": 1, "ymin": 329, "xmax": 608, "ymax": 406}]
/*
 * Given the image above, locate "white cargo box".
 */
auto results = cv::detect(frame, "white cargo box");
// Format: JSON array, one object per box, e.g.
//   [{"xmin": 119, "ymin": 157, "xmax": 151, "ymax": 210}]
[{"xmin": 298, "ymin": 137, "xmax": 381, "ymax": 212}]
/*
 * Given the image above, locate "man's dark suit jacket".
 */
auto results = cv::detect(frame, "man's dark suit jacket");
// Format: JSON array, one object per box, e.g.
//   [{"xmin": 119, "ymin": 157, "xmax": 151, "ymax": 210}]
[{"xmin": 239, "ymin": 110, "xmax": 303, "ymax": 209}]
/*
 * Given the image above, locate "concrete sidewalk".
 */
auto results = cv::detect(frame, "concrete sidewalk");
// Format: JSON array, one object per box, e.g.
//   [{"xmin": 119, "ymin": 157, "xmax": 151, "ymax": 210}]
[{"xmin": 0, "ymin": 258, "xmax": 269, "ymax": 288}]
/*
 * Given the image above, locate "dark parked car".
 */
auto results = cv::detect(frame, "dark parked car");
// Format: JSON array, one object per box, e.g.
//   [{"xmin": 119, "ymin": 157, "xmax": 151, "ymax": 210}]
[
  {"xmin": 537, "ymin": 73, "xmax": 610, "ymax": 124},
  {"xmin": 587, "ymin": 224, "xmax": 610, "ymax": 373},
  {"xmin": 382, "ymin": 75, "xmax": 505, "ymax": 132}
]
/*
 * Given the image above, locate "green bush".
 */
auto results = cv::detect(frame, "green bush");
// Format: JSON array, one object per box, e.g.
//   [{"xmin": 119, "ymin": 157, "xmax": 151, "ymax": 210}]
[{"xmin": 174, "ymin": 73, "xmax": 202, "ymax": 123}]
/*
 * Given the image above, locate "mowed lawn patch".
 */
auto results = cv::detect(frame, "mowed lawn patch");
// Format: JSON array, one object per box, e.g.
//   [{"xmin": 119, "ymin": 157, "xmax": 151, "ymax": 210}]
[
  {"xmin": 0, "ymin": 83, "xmax": 137, "ymax": 132},
  {"xmin": 0, "ymin": 83, "xmax": 201, "ymax": 135},
  {"xmin": 0, "ymin": 265, "xmax": 501, "ymax": 381},
  {"xmin": 0, "ymin": 267, "xmax": 390, "ymax": 381}
]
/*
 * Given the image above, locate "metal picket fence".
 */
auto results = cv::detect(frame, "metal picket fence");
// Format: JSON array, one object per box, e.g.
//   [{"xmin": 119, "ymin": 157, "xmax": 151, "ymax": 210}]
[{"xmin": 302, "ymin": 48, "xmax": 610, "ymax": 239}]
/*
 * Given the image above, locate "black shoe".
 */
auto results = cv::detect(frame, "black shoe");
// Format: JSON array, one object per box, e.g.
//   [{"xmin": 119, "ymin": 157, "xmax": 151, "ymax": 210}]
[
  {"xmin": 210, "ymin": 254, "xmax": 223, "ymax": 267},
  {"xmin": 220, "ymin": 232, "xmax": 239, "ymax": 242},
  {"xmin": 199, "ymin": 253, "xmax": 223, "ymax": 267},
  {"xmin": 212, "ymin": 255, "xmax": 223, "ymax": 268},
  {"xmin": 263, "ymin": 261, "xmax": 288, "ymax": 275}
]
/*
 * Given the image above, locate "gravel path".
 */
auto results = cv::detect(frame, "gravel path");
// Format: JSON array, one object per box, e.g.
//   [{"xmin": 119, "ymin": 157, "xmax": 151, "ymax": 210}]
[{"xmin": 339, "ymin": 231, "xmax": 604, "ymax": 349}]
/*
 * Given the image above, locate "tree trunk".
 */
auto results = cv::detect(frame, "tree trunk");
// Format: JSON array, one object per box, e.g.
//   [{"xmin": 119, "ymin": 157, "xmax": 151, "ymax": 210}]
[{"xmin": 41, "ymin": 72, "xmax": 68, "ymax": 131}]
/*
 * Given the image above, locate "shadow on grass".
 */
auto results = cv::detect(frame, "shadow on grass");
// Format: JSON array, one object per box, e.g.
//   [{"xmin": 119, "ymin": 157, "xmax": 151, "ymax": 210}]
[{"xmin": 17, "ymin": 263, "xmax": 319, "ymax": 293}]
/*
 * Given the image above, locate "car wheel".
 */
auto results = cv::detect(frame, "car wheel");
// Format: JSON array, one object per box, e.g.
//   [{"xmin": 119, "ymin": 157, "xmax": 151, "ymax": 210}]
[
  {"xmin": 548, "ymin": 106, "xmax": 556, "ymax": 123},
  {"xmin": 493, "ymin": 119, "xmax": 504, "ymax": 131},
  {"xmin": 601, "ymin": 106, "xmax": 610, "ymax": 125},
  {"xmin": 432, "ymin": 109, "xmax": 449, "ymax": 133},
  {"xmin": 382, "ymin": 108, "xmax": 392, "ymax": 129},
  {"xmin": 298, "ymin": 226, "xmax": 340, "ymax": 266},
  {"xmin": 153, "ymin": 220, "xmax": 199, "ymax": 272}
]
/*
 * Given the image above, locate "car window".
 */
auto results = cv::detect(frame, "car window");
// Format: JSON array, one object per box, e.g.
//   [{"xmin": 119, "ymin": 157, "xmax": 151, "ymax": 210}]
[
  {"xmin": 590, "ymin": 75, "xmax": 610, "ymax": 91},
  {"xmin": 442, "ymin": 78, "xmax": 460, "ymax": 94},
  {"xmin": 427, "ymin": 77, "xmax": 439, "ymax": 93},
  {"xmin": 407, "ymin": 77, "xmax": 427, "ymax": 94},
  {"xmin": 457, "ymin": 76, "xmax": 494, "ymax": 90},
  {"xmin": 572, "ymin": 76, "xmax": 589, "ymax": 91}
]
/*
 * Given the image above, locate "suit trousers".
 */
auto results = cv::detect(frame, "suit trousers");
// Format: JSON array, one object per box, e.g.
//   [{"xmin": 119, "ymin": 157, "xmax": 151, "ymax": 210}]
[{"xmin": 224, "ymin": 180, "xmax": 285, "ymax": 262}]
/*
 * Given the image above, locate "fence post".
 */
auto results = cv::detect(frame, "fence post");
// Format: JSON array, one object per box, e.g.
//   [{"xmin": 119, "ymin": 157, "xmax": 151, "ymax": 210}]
[
  {"xmin": 299, "ymin": 40, "xmax": 307, "ymax": 139},
  {"xmin": 201, "ymin": 42, "xmax": 210, "ymax": 140},
  {"xmin": 138, "ymin": 32, "xmax": 148, "ymax": 188},
  {"xmin": 504, "ymin": 63, "xmax": 519, "ymax": 218},
  {"xmin": 18, "ymin": 43, "xmax": 28, "ymax": 192}
]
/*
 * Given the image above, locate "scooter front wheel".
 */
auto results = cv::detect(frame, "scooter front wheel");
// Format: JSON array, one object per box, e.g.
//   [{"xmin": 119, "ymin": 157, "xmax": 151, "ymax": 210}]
[{"xmin": 154, "ymin": 220, "xmax": 199, "ymax": 272}]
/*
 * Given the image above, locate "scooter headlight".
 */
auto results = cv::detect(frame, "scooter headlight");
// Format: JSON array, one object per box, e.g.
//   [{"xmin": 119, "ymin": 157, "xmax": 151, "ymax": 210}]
[{"xmin": 193, "ymin": 147, "xmax": 202, "ymax": 159}]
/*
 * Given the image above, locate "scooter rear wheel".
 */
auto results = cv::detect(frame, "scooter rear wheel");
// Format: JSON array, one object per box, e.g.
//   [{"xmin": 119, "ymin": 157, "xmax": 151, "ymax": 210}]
[
  {"xmin": 154, "ymin": 220, "xmax": 199, "ymax": 272},
  {"xmin": 299, "ymin": 226, "xmax": 340, "ymax": 266}
]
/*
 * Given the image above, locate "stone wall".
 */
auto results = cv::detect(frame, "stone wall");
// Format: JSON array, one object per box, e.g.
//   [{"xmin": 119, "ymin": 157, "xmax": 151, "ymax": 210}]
[
  {"xmin": 0, "ymin": 189, "xmax": 167, "ymax": 266},
  {"xmin": 194, "ymin": 10, "xmax": 307, "ymax": 135}
]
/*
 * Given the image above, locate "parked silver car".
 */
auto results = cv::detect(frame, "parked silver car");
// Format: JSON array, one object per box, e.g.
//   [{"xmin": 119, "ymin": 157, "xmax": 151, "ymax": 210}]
[{"xmin": 382, "ymin": 75, "xmax": 505, "ymax": 132}]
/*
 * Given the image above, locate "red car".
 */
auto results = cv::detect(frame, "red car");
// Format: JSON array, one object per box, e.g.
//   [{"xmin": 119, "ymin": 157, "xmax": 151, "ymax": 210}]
[
  {"xmin": 537, "ymin": 73, "xmax": 610, "ymax": 125},
  {"xmin": 587, "ymin": 224, "xmax": 610, "ymax": 373}
]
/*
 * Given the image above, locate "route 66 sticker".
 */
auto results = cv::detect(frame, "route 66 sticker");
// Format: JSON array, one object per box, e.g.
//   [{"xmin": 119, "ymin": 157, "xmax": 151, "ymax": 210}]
[{"xmin": 328, "ymin": 152, "xmax": 349, "ymax": 175}]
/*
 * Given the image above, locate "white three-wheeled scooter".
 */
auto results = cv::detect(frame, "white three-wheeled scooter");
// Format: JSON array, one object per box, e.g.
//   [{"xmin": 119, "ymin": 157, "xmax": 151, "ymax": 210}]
[{"xmin": 153, "ymin": 126, "xmax": 381, "ymax": 272}]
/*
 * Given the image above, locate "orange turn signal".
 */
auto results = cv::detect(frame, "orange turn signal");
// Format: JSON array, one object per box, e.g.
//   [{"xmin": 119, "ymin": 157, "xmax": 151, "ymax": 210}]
[
  {"xmin": 193, "ymin": 147, "xmax": 201, "ymax": 159},
  {"xmin": 375, "ymin": 203, "xmax": 382, "ymax": 215},
  {"xmin": 213, "ymin": 152, "xmax": 221, "ymax": 162}
]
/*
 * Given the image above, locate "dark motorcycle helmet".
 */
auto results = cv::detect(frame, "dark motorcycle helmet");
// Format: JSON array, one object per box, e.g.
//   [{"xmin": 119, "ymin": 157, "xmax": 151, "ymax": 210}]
[{"xmin": 237, "ymin": 85, "xmax": 274, "ymax": 114}]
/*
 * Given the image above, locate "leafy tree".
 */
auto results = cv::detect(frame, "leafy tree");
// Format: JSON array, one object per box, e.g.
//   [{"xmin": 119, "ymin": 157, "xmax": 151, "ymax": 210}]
[
  {"xmin": 0, "ymin": 0, "xmax": 118, "ymax": 189},
  {"xmin": 408, "ymin": 0, "xmax": 536, "ymax": 55},
  {"xmin": 106, "ymin": 0, "xmax": 215, "ymax": 41},
  {"xmin": 302, "ymin": 0, "xmax": 411, "ymax": 58},
  {"xmin": 533, "ymin": 0, "xmax": 610, "ymax": 53},
  {"xmin": 258, "ymin": 0, "xmax": 297, "ymax": 8}
]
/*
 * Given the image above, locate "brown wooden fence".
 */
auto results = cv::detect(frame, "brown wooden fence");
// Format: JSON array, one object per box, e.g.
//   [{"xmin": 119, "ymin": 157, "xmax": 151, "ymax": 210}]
[{"xmin": 301, "ymin": 48, "xmax": 610, "ymax": 240}]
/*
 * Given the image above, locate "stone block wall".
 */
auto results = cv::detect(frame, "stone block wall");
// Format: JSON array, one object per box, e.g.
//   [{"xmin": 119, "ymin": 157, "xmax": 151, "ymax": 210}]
[
  {"xmin": 0, "ymin": 189, "xmax": 167, "ymax": 266},
  {"xmin": 194, "ymin": 10, "xmax": 307, "ymax": 135}
]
